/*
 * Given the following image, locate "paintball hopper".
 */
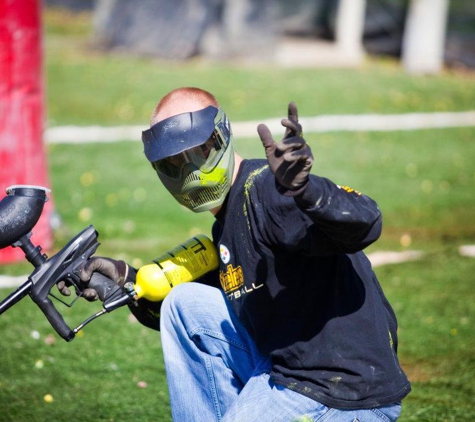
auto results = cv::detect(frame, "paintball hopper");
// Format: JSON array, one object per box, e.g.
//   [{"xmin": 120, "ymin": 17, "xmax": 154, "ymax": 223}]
[{"xmin": 0, "ymin": 185, "xmax": 49, "ymax": 249}]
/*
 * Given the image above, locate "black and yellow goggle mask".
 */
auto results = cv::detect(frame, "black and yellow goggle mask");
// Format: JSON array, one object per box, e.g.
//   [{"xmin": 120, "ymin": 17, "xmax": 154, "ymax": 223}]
[{"xmin": 142, "ymin": 106, "xmax": 232, "ymax": 179}]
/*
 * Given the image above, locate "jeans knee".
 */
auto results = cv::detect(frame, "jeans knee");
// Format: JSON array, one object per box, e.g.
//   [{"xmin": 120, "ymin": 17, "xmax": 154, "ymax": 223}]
[
  {"xmin": 160, "ymin": 283, "xmax": 221, "ymax": 333},
  {"xmin": 163, "ymin": 282, "xmax": 211, "ymax": 310}
]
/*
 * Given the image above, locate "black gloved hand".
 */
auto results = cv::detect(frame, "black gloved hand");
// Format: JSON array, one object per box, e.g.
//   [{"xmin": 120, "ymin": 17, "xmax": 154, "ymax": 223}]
[
  {"xmin": 57, "ymin": 257, "xmax": 131, "ymax": 302},
  {"xmin": 257, "ymin": 102, "xmax": 314, "ymax": 195}
]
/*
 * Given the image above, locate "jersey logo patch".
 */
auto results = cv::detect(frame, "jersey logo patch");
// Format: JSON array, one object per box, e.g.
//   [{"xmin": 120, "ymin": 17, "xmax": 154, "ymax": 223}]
[{"xmin": 220, "ymin": 244, "xmax": 231, "ymax": 264}]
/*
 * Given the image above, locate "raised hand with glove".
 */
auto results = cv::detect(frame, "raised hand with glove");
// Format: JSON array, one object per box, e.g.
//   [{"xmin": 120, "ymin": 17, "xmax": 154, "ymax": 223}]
[{"xmin": 257, "ymin": 101, "xmax": 314, "ymax": 196}]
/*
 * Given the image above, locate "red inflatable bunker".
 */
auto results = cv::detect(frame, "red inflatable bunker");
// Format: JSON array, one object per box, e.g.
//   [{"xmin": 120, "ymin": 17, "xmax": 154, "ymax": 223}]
[{"xmin": 0, "ymin": 0, "xmax": 53, "ymax": 263}]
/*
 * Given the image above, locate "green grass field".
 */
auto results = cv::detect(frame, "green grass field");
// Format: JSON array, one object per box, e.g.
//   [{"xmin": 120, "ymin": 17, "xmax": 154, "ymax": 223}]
[{"xmin": 1, "ymin": 7, "xmax": 475, "ymax": 422}]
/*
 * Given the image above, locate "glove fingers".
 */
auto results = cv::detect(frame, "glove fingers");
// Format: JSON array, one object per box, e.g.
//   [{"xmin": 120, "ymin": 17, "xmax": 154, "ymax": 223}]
[
  {"xmin": 283, "ymin": 147, "xmax": 314, "ymax": 163},
  {"xmin": 281, "ymin": 118, "xmax": 301, "ymax": 134},
  {"xmin": 266, "ymin": 102, "xmax": 313, "ymax": 193},
  {"xmin": 82, "ymin": 288, "xmax": 99, "ymax": 302},
  {"xmin": 282, "ymin": 117, "xmax": 299, "ymax": 127},
  {"xmin": 57, "ymin": 280, "xmax": 71, "ymax": 296},
  {"xmin": 257, "ymin": 124, "xmax": 275, "ymax": 150},
  {"xmin": 287, "ymin": 102, "xmax": 299, "ymax": 123},
  {"xmin": 80, "ymin": 257, "xmax": 115, "ymax": 282},
  {"xmin": 275, "ymin": 136, "xmax": 306, "ymax": 153}
]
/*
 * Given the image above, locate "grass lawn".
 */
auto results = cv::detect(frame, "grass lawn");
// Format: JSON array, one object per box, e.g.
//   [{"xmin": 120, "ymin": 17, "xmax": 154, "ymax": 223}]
[{"xmin": 1, "ymin": 6, "xmax": 475, "ymax": 422}]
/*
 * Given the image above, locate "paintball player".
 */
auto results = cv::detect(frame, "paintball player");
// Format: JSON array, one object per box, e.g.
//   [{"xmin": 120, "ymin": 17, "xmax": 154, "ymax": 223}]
[{"xmin": 78, "ymin": 87, "xmax": 411, "ymax": 421}]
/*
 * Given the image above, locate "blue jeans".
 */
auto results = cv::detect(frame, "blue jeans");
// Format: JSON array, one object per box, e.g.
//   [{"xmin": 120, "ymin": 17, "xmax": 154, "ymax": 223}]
[{"xmin": 160, "ymin": 283, "xmax": 402, "ymax": 422}]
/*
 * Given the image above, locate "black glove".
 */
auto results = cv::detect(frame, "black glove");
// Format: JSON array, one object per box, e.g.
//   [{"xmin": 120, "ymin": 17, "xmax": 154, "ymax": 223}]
[
  {"xmin": 257, "ymin": 102, "xmax": 314, "ymax": 195},
  {"xmin": 57, "ymin": 257, "xmax": 131, "ymax": 302}
]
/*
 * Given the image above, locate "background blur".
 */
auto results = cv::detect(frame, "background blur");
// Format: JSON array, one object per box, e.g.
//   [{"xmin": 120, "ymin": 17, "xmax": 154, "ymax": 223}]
[
  {"xmin": 45, "ymin": 0, "xmax": 475, "ymax": 69},
  {"xmin": 1, "ymin": 1, "xmax": 475, "ymax": 421}
]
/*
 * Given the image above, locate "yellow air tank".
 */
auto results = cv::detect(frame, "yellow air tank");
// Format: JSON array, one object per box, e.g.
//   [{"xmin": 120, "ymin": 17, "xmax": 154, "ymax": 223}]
[{"xmin": 134, "ymin": 235, "xmax": 218, "ymax": 302}]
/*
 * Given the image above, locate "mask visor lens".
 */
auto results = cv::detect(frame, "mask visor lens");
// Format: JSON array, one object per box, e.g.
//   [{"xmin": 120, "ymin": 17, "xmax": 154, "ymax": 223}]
[
  {"xmin": 152, "ymin": 153, "xmax": 187, "ymax": 178},
  {"xmin": 152, "ymin": 132, "xmax": 226, "ymax": 179},
  {"xmin": 186, "ymin": 132, "xmax": 225, "ymax": 173}
]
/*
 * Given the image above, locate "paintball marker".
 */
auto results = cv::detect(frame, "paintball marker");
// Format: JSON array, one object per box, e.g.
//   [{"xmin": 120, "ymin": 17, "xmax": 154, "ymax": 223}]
[{"xmin": 0, "ymin": 185, "xmax": 132, "ymax": 342}]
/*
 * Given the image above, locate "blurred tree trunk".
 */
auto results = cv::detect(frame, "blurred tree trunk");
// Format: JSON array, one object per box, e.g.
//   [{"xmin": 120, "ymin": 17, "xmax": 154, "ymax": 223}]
[
  {"xmin": 335, "ymin": 0, "xmax": 366, "ymax": 62},
  {"xmin": 402, "ymin": 0, "xmax": 450, "ymax": 74}
]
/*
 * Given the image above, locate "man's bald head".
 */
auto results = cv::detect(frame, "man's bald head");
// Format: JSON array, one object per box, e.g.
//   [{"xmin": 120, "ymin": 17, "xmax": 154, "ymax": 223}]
[{"xmin": 150, "ymin": 87, "xmax": 219, "ymax": 125}]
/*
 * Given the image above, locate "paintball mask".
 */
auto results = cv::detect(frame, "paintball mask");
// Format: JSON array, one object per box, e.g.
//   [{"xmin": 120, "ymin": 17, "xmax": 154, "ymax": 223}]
[{"xmin": 142, "ymin": 106, "xmax": 234, "ymax": 212}]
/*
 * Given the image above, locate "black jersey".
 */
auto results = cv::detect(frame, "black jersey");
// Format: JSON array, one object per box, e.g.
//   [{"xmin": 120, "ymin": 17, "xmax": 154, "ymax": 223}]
[{"xmin": 210, "ymin": 159, "xmax": 411, "ymax": 410}]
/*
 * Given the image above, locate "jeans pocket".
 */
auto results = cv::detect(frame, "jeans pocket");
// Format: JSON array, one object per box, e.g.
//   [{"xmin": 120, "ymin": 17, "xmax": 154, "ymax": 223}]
[{"xmin": 369, "ymin": 408, "xmax": 392, "ymax": 422}]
